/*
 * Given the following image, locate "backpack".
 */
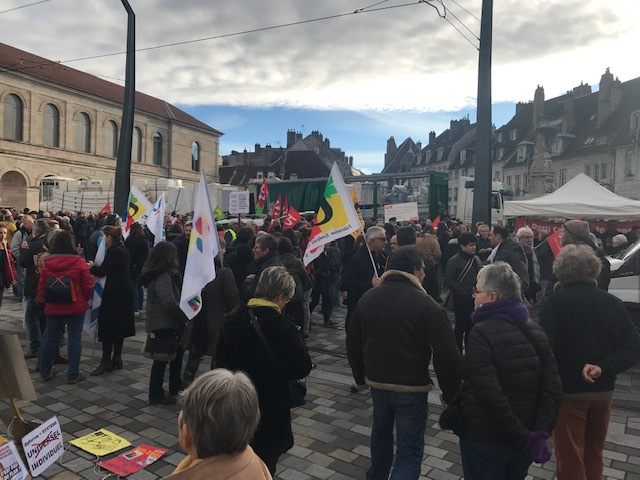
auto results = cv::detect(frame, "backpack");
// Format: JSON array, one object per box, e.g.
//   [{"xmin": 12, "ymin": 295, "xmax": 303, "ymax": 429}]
[{"xmin": 45, "ymin": 275, "xmax": 76, "ymax": 304}]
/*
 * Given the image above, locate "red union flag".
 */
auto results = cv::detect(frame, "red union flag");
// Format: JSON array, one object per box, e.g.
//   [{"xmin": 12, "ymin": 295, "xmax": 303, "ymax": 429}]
[
  {"xmin": 256, "ymin": 178, "xmax": 268, "ymax": 215},
  {"xmin": 547, "ymin": 229, "xmax": 563, "ymax": 257},
  {"xmin": 271, "ymin": 194, "xmax": 282, "ymax": 219},
  {"xmin": 283, "ymin": 196, "xmax": 289, "ymax": 216},
  {"xmin": 282, "ymin": 206, "xmax": 302, "ymax": 229}
]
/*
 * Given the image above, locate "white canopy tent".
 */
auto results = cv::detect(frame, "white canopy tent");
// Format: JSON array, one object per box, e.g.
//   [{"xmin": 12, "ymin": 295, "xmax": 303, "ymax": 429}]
[{"xmin": 504, "ymin": 173, "xmax": 640, "ymax": 219}]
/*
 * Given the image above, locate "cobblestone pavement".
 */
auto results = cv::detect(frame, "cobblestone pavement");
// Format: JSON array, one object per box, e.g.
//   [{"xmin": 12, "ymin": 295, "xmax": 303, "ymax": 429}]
[{"xmin": 1, "ymin": 295, "xmax": 640, "ymax": 479}]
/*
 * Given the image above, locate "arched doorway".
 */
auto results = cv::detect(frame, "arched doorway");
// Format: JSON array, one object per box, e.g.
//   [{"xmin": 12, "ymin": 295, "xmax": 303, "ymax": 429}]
[{"xmin": 0, "ymin": 171, "xmax": 28, "ymax": 208}]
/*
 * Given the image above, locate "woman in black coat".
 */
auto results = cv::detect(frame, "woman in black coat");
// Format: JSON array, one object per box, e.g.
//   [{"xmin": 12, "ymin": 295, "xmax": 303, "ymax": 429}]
[
  {"xmin": 447, "ymin": 262, "xmax": 562, "ymax": 480},
  {"xmin": 125, "ymin": 222, "xmax": 150, "ymax": 313},
  {"xmin": 217, "ymin": 266, "xmax": 312, "ymax": 476},
  {"xmin": 88, "ymin": 225, "xmax": 135, "ymax": 375}
]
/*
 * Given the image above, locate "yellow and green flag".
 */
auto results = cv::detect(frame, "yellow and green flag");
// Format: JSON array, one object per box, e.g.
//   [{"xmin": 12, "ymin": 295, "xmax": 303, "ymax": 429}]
[{"xmin": 214, "ymin": 205, "xmax": 225, "ymax": 220}]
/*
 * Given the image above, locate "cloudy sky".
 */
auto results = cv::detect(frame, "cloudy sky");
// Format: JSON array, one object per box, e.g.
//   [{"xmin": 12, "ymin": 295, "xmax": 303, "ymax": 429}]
[{"xmin": 3, "ymin": 0, "xmax": 638, "ymax": 172}]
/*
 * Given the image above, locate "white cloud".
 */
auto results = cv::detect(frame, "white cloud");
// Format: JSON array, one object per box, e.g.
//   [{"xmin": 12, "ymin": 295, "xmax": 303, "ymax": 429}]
[{"xmin": 3, "ymin": 0, "xmax": 638, "ymax": 114}]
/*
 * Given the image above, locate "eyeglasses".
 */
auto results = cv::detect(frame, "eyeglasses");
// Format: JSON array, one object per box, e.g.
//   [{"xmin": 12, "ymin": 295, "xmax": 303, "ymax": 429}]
[
  {"xmin": 375, "ymin": 237, "xmax": 387, "ymax": 241},
  {"xmin": 472, "ymin": 286, "xmax": 485, "ymax": 295}
]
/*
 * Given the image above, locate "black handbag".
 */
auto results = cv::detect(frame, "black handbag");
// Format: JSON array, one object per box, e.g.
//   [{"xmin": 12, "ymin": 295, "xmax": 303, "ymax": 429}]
[
  {"xmin": 142, "ymin": 332, "xmax": 178, "ymax": 362},
  {"xmin": 439, "ymin": 392, "xmax": 465, "ymax": 434},
  {"xmin": 248, "ymin": 308, "xmax": 307, "ymax": 408}
]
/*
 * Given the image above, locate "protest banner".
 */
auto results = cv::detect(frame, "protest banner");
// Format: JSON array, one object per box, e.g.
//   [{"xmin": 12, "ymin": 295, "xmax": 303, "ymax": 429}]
[
  {"xmin": 98, "ymin": 445, "xmax": 168, "ymax": 477},
  {"xmin": 384, "ymin": 202, "xmax": 419, "ymax": 222},
  {"xmin": 69, "ymin": 429, "xmax": 131, "ymax": 456},
  {"xmin": 21, "ymin": 417, "xmax": 64, "ymax": 477},
  {"xmin": 0, "ymin": 441, "xmax": 29, "ymax": 480}
]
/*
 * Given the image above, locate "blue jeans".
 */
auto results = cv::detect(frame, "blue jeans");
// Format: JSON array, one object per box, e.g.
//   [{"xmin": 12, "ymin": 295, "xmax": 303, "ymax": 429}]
[
  {"xmin": 132, "ymin": 279, "xmax": 143, "ymax": 311},
  {"xmin": 39, "ymin": 312, "xmax": 84, "ymax": 380},
  {"xmin": 460, "ymin": 437, "xmax": 532, "ymax": 480},
  {"xmin": 367, "ymin": 389, "xmax": 428, "ymax": 480},
  {"xmin": 24, "ymin": 295, "xmax": 46, "ymax": 353}
]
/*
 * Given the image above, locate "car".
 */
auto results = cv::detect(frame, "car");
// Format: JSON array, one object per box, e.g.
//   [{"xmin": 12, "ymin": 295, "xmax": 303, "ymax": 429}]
[{"xmin": 608, "ymin": 239, "xmax": 640, "ymax": 330}]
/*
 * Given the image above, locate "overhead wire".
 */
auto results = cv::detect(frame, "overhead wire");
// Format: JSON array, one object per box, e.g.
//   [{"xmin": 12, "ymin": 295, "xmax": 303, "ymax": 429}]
[
  {"xmin": 448, "ymin": 0, "xmax": 480, "ymax": 22},
  {"xmin": 0, "ymin": 0, "xmax": 50, "ymax": 15},
  {"xmin": 421, "ymin": 0, "xmax": 478, "ymax": 50}
]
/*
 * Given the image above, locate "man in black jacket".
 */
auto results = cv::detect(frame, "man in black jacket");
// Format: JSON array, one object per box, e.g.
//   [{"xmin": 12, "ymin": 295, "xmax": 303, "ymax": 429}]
[
  {"xmin": 347, "ymin": 246, "xmax": 462, "ymax": 480},
  {"xmin": 444, "ymin": 232, "xmax": 482, "ymax": 352},
  {"xmin": 488, "ymin": 224, "xmax": 529, "ymax": 296},
  {"xmin": 242, "ymin": 234, "xmax": 282, "ymax": 300}
]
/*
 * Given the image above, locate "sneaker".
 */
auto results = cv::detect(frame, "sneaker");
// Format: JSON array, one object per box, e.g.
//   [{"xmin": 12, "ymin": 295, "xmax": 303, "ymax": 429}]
[
  {"xmin": 67, "ymin": 373, "xmax": 86, "ymax": 385},
  {"xmin": 42, "ymin": 367, "xmax": 60, "ymax": 382},
  {"xmin": 149, "ymin": 395, "xmax": 177, "ymax": 406}
]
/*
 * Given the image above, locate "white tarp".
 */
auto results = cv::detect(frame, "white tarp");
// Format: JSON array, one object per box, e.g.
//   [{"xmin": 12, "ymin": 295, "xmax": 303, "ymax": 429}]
[{"xmin": 504, "ymin": 173, "xmax": 640, "ymax": 219}]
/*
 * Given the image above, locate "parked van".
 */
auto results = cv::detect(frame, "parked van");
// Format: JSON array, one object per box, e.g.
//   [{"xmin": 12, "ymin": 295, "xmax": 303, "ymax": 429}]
[{"xmin": 608, "ymin": 239, "xmax": 640, "ymax": 329}]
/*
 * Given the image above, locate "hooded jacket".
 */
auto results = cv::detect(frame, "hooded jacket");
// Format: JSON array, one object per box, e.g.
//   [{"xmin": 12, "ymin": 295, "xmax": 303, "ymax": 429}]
[
  {"xmin": 140, "ymin": 268, "xmax": 187, "ymax": 332},
  {"xmin": 36, "ymin": 254, "xmax": 94, "ymax": 315}
]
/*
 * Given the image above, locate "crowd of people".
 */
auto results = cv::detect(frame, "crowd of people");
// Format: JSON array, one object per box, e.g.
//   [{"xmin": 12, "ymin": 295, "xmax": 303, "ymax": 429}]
[{"xmin": 1, "ymin": 205, "xmax": 640, "ymax": 479}]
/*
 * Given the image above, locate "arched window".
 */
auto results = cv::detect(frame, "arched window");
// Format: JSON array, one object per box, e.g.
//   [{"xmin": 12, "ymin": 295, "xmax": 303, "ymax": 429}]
[
  {"xmin": 3, "ymin": 94, "xmax": 23, "ymax": 141},
  {"xmin": 132, "ymin": 126, "xmax": 142, "ymax": 163},
  {"xmin": 105, "ymin": 120, "xmax": 118, "ymax": 158},
  {"xmin": 191, "ymin": 141, "xmax": 200, "ymax": 171},
  {"xmin": 152, "ymin": 132, "xmax": 162, "ymax": 165},
  {"xmin": 76, "ymin": 112, "xmax": 91, "ymax": 153},
  {"xmin": 43, "ymin": 103, "xmax": 60, "ymax": 147}
]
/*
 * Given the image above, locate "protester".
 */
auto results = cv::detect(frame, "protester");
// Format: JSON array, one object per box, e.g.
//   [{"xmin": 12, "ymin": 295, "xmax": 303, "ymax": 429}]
[
  {"xmin": 278, "ymin": 237, "xmax": 312, "ymax": 330},
  {"xmin": 347, "ymin": 246, "xmax": 462, "ymax": 480},
  {"xmin": 242, "ymin": 233, "xmax": 282, "ymax": 300},
  {"xmin": 36, "ymin": 230, "xmax": 93, "ymax": 383},
  {"xmin": 416, "ymin": 224, "xmax": 441, "ymax": 265},
  {"xmin": 516, "ymin": 227, "xmax": 541, "ymax": 304},
  {"xmin": 10, "ymin": 213, "xmax": 33, "ymax": 298},
  {"xmin": 341, "ymin": 226, "xmax": 388, "ymax": 331},
  {"xmin": 0, "ymin": 224, "xmax": 17, "ymax": 308},
  {"xmin": 139, "ymin": 241, "xmax": 187, "ymax": 405},
  {"xmin": 218, "ymin": 266, "xmax": 312, "ymax": 475},
  {"xmin": 448, "ymin": 262, "xmax": 562, "ymax": 479},
  {"xmin": 226, "ymin": 226, "xmax": 256, "ymax": 292},
  {"xmin": 88, "ymin": 225, "xmax": 135, "ymax": 375},
  {"xmin": 20, "ymin": 218, "xmax": 50, "ymax": 358},
  {"xmin": 309, "ymin": 242, "xmax": 341, "ymax": 328},
  {"xmin": 182, "ymin": 238, "xmax": 240, "ymax": 385},
  {"xmin": 610, "ymin": 233, "xmax": 628, "ymax": 256},
  {"xmin": 540, "ymin": 245, "xmax": 640, "ymax": 480},
  {"xmin": 487, "ymin": 224, "xmax": 529, "ymax": 295},
  {"xmin": 444, "ymin": 232, "xmax": 482, "ymax": 351},
  {"xmin": 396, "ymin": 225, "xmax": 440, "ymax": 301},
  {"xmin": 125, "ymin": 222, "xmax": 150, "ymax": 314},
  {"xmin": 164, "ymin": 369, "xmax": 271, "ymax": 479}
]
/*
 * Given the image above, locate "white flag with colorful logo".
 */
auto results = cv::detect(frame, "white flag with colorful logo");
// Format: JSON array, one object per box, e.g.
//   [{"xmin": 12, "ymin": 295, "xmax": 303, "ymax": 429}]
[
  {"xmin": 146, "ymin": 193, "xmax": 166, "ymax": 246},
  {"xmin": 123, "ymin": 185, "xmax": 154, "ymax": 239},
  {"xmin": 303, "ymin": 163, "xmax": 362, "ymax": 266},
  {"xmin": 180, "ymin": 172, "xmax": 219, "ymax": 320},
  {"xmin": 83, "ymin": 233, "xmax": 106, "ymax": 337}
]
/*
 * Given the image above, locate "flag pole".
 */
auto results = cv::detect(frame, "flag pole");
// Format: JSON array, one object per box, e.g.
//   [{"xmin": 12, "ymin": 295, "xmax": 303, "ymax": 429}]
[{"xmin": 364, "ymin": 240, "xmax": 380, "ymax": 280}]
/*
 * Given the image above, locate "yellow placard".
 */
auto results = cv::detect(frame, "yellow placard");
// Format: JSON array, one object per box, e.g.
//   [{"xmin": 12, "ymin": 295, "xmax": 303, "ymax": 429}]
[{"xmin": 69, "ymin": 429, "xmax": 131, "ymax": 456}]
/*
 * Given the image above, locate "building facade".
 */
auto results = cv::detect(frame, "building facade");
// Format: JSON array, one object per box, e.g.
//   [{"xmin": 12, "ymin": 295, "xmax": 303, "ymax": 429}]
[{"xmin": 0, "ymin": 43, "xmax": 221, "ymax": 210}]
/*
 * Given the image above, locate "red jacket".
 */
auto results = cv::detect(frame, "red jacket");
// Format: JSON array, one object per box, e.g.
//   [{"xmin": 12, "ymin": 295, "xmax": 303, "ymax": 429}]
[
  {"xmin": 2, "ymin": 246, "xmax": 17, "ymax": 288},
  {"xmin": 37, "ymin": 254, "xmax": 94, "ymax": 315}
]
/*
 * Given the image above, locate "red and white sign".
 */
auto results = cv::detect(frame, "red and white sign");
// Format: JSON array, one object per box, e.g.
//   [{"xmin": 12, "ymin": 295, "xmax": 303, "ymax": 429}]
[
  {"xmin": 21, "ymin": 417, "xmax": 64, "ymax": 477},
  {"xmin": 384, "ymin": 202, "xmax": 419, "ymax": 223},
  {"xmin": 282, "ymin": 206, "xmax": 302, "ymax": 229}
]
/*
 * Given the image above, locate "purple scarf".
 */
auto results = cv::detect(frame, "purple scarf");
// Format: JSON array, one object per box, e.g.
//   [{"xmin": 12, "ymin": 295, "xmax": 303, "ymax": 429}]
[{"xmin": 471, "ymin": 298, "xmax": 529, "ymax": 325}]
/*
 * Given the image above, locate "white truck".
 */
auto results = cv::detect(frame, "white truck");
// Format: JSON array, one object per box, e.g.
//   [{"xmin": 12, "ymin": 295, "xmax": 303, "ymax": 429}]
[{"xmin": 455, "ymin": 176, "xmax": 514, "ymax": 225}]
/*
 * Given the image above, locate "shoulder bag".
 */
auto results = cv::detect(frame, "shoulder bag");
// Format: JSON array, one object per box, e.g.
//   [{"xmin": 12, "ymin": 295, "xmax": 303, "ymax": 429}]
[
  {"xmin": 248, "ymin": 308, "xmax": 307, "ymax": 408},
  {"xmin": 443, "ymin": 256, "xmax": 475, "ymax": 310}
]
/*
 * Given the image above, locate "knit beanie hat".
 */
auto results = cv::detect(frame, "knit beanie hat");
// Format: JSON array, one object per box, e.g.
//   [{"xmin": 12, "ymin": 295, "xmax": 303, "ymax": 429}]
[{"xmin": 563, "ymin": 220, "xmax": 590, "ymax": 242}]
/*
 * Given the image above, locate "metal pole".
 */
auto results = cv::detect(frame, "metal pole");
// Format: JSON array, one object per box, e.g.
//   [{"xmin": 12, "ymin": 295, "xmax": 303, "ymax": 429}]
[
  {"xmin": 471, "ymin": 0, "xmax": 493, "ymax": 228},
  {"xmin": 114, "ymin": 0, "xmax": 136, "ymax": 217}
]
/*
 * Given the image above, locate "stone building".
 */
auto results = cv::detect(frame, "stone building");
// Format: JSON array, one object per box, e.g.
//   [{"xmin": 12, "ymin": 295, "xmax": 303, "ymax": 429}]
[
  {"xmin": 382, "ymin": 69, "xmax": 640, "ymax": 215},
  {"xmin": 0, "ymin": 43, "xmax": 221, "ymax": 209}
]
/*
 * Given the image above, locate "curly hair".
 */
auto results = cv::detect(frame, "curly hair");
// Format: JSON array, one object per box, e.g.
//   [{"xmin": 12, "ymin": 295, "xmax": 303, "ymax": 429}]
[{"xmin": 553, "ymin": 244, "xmax": 601, "ymax": 284}]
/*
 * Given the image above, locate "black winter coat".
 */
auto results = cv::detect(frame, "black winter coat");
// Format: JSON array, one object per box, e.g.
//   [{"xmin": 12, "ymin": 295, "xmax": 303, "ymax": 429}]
[
  {"xmin": 492, "ymin": 239, "xmax": 529, "ymax": 294},
  {"xmin": 242, "ymin": 253, "xmax": 282, "ymax": 300},
  {"xmin": 341, "ymin": 245, "xmax": 386, "ymax": 310},
  {"xmin": 73, "ymin": 217, "xmax": 89, "ymax": 238},
  {"xmin": 19, "ymin": 234, "xmax": 46, "ymax": 297},
  {"xmin": 444, "ymin": 252, "xmax": 482, "ymax": 302},
  {"xmin": 90, "ymin": 242, "xmax": 135, "ymax": 341},
  {"xmin": 125, "ymin": 235, "xmax": 150, "ymax": 281},
  {"xmin": 218, "ymin": 303, "xmax": 312, "ymax": 456},
  {"xmin": 347, "ymin": 270, "xmax": 462, "ymax": 401},
  {"xmin": 458, "ymin": 316, "xmax": 562, "ymax": 447},
  {"xmin": 540, "ymin": 282, "xmax": 640, "ymax": 394}
]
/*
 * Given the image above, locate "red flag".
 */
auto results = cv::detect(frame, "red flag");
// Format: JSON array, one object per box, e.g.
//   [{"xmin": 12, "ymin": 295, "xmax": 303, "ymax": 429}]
[
  {"xmin": 548, "ymin": 230, "xmax": 563, "ymax": 256},
  {"xmin": 282, "ymin": 196, "xmax": 289, "ymax": 216},
  {"xmin": 282, "ymin": 206, "xmax": 302, "ymax": 229},
  {"xmin": 257, "ymin": 178, "xmax": 268, "ymax": 214},
  {"xmin": 99, "ymin": 202, "xmax": 112, "ymax": 214},
  {"xmin": 432, "ymin": 215, "xmax": 440, "ymax": 228},
  {"xmin": 271, "ymin": 194, "xmax": 282, "ymax": 219}
]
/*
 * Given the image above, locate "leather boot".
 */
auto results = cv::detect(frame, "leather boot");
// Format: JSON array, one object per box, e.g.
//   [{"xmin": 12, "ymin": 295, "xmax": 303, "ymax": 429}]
[
  {"xmin": 90, "ymin": 360, "xmax": 112, "ymax": 376},
  {"xmin": 110, "ymin": 356, "xmax": 123, "ymax": 371}
]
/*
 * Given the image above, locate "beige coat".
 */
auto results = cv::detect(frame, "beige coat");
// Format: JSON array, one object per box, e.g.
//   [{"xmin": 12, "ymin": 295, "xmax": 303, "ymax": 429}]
[
  {"xmin": 416, "ymin": 234, "xmax": 442, "ymax": 263},
  {"xmin": 164, "ymin": 446, "xmax": 272, "ymax": 480}
]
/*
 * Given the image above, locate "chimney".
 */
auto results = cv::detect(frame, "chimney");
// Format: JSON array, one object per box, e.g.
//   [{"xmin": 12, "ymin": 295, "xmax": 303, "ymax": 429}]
[
  {"xmin": 286, "ymin": 130, "xmax": 296, "ymax": 148},
  {"xmin": 416, "ymin": 141, "xmax": 422, "ymax": 150},
  {"xmin": 428, "ymin": 131, "xmax": 436, "ymax": 144},
  {"xmin": 597, "ymin": 68, "xmax": 614, "ymax": 126},
  {"xmin": 385, "ymin": 136, "xmax": 397, "ymax": 169},
  {"xmin": 533, "ymin": 85, "xmax": 545, "ymax": 128},
  {"xmin": 611, "ymin": 77, "xmax": 623, "ymax": 113},
  {"xmin": 572, "ymin": 81, "xmax": 592, "ymax": 97},
  {"xmin": 562, "ymin": 94, "xmax": 575, "ymax": 134},
  {"xmin": 349, "ymin": 156, "xmax": 353, "ymax": 166},
  {"xmin": 255, "ymin": 143, "xmax": 261, "ymax": 155}
]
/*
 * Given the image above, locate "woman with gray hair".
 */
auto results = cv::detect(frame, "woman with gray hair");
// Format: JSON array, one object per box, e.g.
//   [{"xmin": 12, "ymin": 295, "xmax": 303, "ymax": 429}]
[
  {"xmin": 540, "ymin": 244, "xmax": 640, "ymax": 480},
  {"xmin": 218, "ymin": 266, "xmax": 312, "ymax": 475},
  {"xmin": 164, "ymin": 369, "xmax": 272, "ymax": 479},
  {"xmin": 445, "ymin": 262, "xmax": 562, "ymax": 479}
]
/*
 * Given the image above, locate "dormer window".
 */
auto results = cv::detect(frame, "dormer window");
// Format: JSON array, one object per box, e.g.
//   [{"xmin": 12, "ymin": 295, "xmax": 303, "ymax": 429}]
[
  {"xmin": 510, "ymin": 129, "xmax": 517, "ymax": 141},
  {"xmin": 460, "ymin": 149, "xmax": 466, "ymax": 164},
  {"xmin": 256, "ymin": 172, "xmax": 264, "ymax": 180},
  {"xmin": 437, "ymin": 148, "xmax": 443, "ymax": 160},
  {"xmin": 517, "ymin": 145, "xmax": 526, "ymax": 160},
  {"xmin": 552, "ymin": 139, "xmax": 562, "ymax": 154},
  {"xmin": 631, "ymin": 111, "xmax": 640, "ymax": 132},
  {"xmin": 496, "ymin": 132, "xmax": 503, "ymax": 143}
]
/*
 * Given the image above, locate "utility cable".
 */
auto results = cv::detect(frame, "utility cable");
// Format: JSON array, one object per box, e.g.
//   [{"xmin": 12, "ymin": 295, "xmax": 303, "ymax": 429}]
[
  {"xmin": 0, "ymin": 0, "xmax": 51, "ymax": 15},
  {"xmin": 448, "ymin": 0, "xmax": 480, "ymax": 22},
  {"xmin": 442, "ymin": 0, "xmax": 479, "ymax": 41}
]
